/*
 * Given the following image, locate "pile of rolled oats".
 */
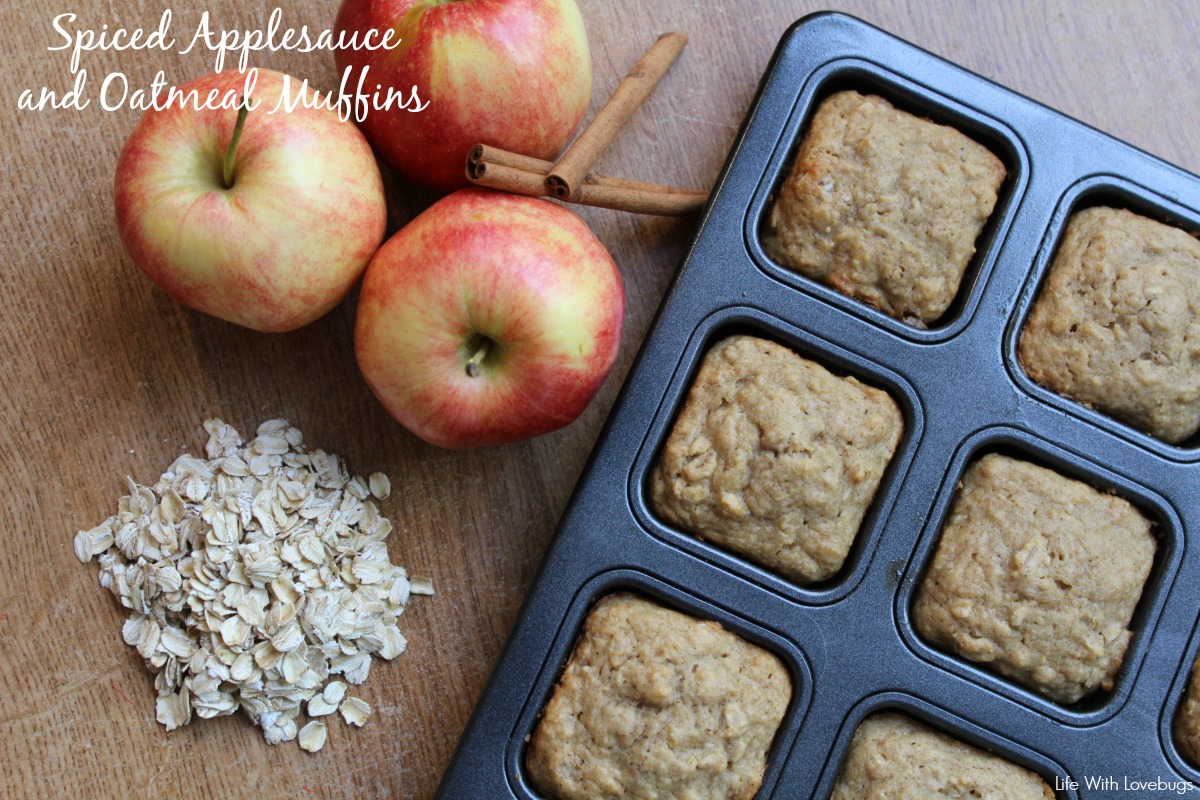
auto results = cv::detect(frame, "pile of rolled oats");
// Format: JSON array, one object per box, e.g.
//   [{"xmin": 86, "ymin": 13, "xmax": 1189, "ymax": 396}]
[{"xmin": 74, "ymin": 418, "xmax": 433, "ymax": 751}]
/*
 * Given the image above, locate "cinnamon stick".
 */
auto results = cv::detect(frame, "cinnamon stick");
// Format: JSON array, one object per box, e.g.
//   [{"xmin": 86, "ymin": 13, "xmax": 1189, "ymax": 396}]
[
  {"xmin": 545, "ymin": 32, "xmax": 688, "ymax": 202},
  {"xmin": 576, "ymin": 180, "xmax": 707, "ymax": 216},
  {"xmin": 468, "ymin": 148, "xmax": 706, "ymax": 217},
  {"xmin": 469, "ymin": 144, "xmax": 547, "ymax": 175},
  {"xmin": 469, "ymin": 160, "xmax": 547, "ymax": 196},
  {"xmin": 470, "ymin": 144, "xmax": 705, "ymax": 198}
]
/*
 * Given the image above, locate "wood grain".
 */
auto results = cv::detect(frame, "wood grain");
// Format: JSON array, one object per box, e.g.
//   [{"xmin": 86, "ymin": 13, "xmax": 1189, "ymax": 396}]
[{"xmin": 3, "ymin": 1, "xmax": 1198, "ymax": 798}]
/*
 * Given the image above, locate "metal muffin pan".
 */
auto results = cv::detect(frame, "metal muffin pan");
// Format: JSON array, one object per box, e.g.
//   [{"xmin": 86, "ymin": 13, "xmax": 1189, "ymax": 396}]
[{"xmin": 438, "ymin": 12, "xmax": 1200, "ymax": 798}]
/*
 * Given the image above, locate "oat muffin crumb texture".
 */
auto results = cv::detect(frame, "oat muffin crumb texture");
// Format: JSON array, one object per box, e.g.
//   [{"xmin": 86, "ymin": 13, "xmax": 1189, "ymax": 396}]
[
  {"xmin": 1019, "ymin": 205, "xmax": 1200, "ymax": 444},
  {"xmin": 525, "ymin": 592, "xmax": 792, "ymax": 800},
  {"xmin": 650, "ymin": 334, "xmax": 903, "ymax": 583},
  {"xmin": 1176, "ymin": 654, "xmax": 1200, "ymax": 766},
  {"xmin": 830, "ymin": 712, "xmax": 1055, "ymax": 799},
  {"xmin": 914, "ymin": 453, "xmax": 1155, "ymax": 704},
  {"xmin": 763, "ymin": 90, "xmax": 1006, "ymax": 324}
]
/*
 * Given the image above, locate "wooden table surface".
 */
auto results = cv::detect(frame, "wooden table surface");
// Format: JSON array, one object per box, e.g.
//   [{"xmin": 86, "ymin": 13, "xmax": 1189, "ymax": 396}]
[{"xmin": 4, "ymin": 0, "xmax": 1199, "ymax": 797}]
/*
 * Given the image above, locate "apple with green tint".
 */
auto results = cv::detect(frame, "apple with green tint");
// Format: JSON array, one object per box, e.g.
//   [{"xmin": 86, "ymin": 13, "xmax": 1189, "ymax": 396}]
[
  {"xmin": 355, "ymin": 188, "xmax": 624, "ymax": 448},
  {"xmin": 114, "ymin": 68, "xmax": 387, "ymax": 332},
  {"xmin": 334, "ymin": 0, "xmax": 592, "ymax": 192}
]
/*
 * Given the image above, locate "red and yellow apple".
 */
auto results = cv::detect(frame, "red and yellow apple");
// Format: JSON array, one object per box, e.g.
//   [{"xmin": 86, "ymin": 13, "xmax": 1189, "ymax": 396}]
[
  {"xmin": 114, "ymin": 68, "xmax": 387, "ymax": 332},
  {"xmin": 334, "ymin": 0, "xmax": 592, "ymax": 192},
  {"xmin": 355, "ymin": 188, "xmax": 624, "ymax": 448}
]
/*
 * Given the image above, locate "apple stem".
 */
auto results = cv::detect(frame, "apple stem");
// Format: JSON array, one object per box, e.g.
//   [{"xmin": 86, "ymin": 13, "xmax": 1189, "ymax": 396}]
[
  {"xmin": 465, "ymin": 338, "xmax": 492, "ymax": 377},
  {"xmin": 222, "ymin": 97, "xmax": 249, "ymax": 190}
]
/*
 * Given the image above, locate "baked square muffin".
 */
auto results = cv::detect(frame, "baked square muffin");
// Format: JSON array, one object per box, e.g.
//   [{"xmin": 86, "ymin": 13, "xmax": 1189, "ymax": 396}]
[
  {"xmin": 1176, "ymin": 653, "xmax": 1200, "ymax": 766},
  {"xmin": 1019, "ymin": 206, "xmax": 1200, "ymax": 444},
  {"xmin": 525, "ymin": 593, "xmax": 791, "ymax": 800},
  {"xmin": 763, "ymin": 90, "xmax": 1006, "ymax": 324},
  {"xmin": 830, "ymin": 712, "xmax": 1054, "ymax": 800},
  {"xmin": 914, "ymin": 453, "xmax": 1155, "ymax": 703},
  {"xmin": 650, "ymin": 334, "xmax": 903, "ymax": 583}
]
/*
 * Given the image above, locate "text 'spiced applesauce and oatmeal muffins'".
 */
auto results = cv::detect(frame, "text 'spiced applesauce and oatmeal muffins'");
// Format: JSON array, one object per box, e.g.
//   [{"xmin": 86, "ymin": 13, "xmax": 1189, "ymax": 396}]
[
  {"xmin": 763, "ymin": 90, "xmax": 1007, "ymax": 325},
  {"xmin": 526, "ymin": 593, "xmax": 791, "ymax": 800}
]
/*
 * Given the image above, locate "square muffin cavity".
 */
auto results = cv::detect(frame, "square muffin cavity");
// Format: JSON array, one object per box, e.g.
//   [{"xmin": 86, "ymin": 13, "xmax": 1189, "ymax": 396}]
[
  {"xmin": 1175, "ymin": 653, "xmax": 1200, "ymax": 767},
  {"xmin": 830, "ymin": 712, "xmax": 1054, "ymax": 799},
  {"xmin": 1019, "ymin": 206, "xmax": 1200, "ymax": 444},
  {"xmin": 914, "ymin": 453, "xmax": 1155, "ymax": 704},
  {"xmin": 525, "ymin": 592, "xmax": 791, "ymax": 800},
  {"xmin": 649, "ymin": 334, "xmax": 903, "ymax": 583},
  {"xmin": 762, "ymin": 89, "xmax": 1006, "ymax": 325}
]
